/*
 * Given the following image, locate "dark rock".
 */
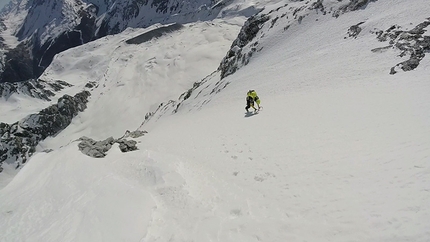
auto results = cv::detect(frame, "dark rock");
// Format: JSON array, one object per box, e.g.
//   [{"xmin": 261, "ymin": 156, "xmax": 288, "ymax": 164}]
[
  {"xmin": 219, "ymin": 14, "xmax": 270, "ymax": 79},
  {"xmin": 409, "ymin": 21, "xmax": 430, "ymax": 35},
  {"xmin": 347, "ymin": 22, "xmax": 365, "ymax": 38},
  {"xmin": 21, "ymin": 91, "xmax": 91, "ymax": 139},
  {"xmin": 371, "ymin": 18, "xmax": 430, "ymax": 74},
  {"xmin": 339, "ymin": 0, "xmax": 378, "ymax": 12},
  {"xmin": 0, "ymin": 90, "xmax": 91, "ymax": 169},
  {"xmin": 47, "ymin": 80, "xmax": 73, "ymax": 92},
  {"xmin": 399, "ymin": 57, "xmax": 421, "ymax": 71},
  {"xmin": 117, "ymin": 139, "xmax": 138, "ymax": 152},
  {"xmin": 0, "ymin": 79, "xmax": 72, "ymax": 101},
  {"xmin": 0, "ymin": 41, "xmax": 34, "ymax": 83},
  {"xmin": 85, "ymin": 81, "xmax": 97, "ymax": 88},
  {"xmin": 78, "ymin": 136, "xmax": 115, "ymax": 158},
  {"xmin": 371, "ymin": 46, "xmax": 391, "ymax": 53},
  {"xmin": 310, "ymin": 0, "xmax": 326, "ymax": 14},
  {"xmin": 77, "ymin": 135, "xmax": 140, "ymax": 158},
  {"xmin": 334, "ymin": 0, "xmax": 378, "ymax": 17}
]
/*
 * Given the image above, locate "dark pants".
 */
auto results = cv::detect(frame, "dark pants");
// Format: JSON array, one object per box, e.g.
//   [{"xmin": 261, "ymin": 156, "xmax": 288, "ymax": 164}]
[{"xmin": 245, "ymin": 96, "xmax": 255, "ymax": 110}]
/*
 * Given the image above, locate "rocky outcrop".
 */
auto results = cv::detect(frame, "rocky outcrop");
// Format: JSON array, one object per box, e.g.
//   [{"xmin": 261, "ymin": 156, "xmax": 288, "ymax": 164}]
[
  {"xmin": 219, "ymin": 14, "xmax": 269, "ymax": 79},
  {"xmin": 370, "ymin": 18, "xmax": 430, "ymax": 74},
  {"xmin": 117, "ymin": 139, "xmax": 138, "ymax": 153},
  {"xmin": 336, "ymin": 0, "xmax": 378, "ymax": 14},
  {"xmin": 0, "ymin": 79, "xmax": 72, "ymax": 100},
  {"xmin": 77, "ymin": 130, "xmax": 146, "ymax": 158},
  {"xmin": 0, "ymin": 90, "xmax": 91, "ymax": 169},
  {"xmin": 0, "ymin": 41, "xmax": 34, "ymax": 83},
  {"xmin": 78, "ymin": 136, "xmax": 116, "ymax": 158},
  {"xmin": 346, "ymin": 22, "xmax": 365, "ymax": 39}
]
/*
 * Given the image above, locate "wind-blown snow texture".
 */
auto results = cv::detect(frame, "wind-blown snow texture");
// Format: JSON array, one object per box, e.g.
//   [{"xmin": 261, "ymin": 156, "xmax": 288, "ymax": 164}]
[{"xmin": 1, "ymin": 0, "xmax": 430, "ymax": 241}]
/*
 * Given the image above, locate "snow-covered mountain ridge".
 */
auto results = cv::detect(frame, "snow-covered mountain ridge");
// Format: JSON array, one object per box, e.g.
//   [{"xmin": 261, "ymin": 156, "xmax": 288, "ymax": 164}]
[
  {"xmin": 0, "ymin": 0, "xmax": 261, "ymax": 84},
  {"xmin": 0, "ymin": 0, "xmax": 429, "ymax": 241}
]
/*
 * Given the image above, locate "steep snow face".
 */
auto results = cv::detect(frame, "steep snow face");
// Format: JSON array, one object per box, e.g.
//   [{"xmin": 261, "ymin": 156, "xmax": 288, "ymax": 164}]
[{"xmin": 0, "ymin": 0, "xmax": 430, "ymax": 241}]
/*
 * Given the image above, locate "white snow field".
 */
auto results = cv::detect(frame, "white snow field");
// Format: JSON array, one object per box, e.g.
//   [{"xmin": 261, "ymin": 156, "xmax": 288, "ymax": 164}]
[{"xmin": 1, "ymin": 0, "xmax": 430, "ymax": 241}]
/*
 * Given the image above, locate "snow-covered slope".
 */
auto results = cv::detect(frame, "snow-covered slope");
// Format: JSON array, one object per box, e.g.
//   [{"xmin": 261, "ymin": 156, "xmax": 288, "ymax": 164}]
[
  {"xmin": 1, "ymin": 0, "xmax": 430, "ymax": 241},
  {"xmin": 39, "ymin": 19, "xmax": 241, "ymax": 140}
]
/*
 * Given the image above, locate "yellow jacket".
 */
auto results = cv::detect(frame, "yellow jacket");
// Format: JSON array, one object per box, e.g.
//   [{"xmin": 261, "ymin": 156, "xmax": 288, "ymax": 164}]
[{"xmin": 247, "ymin": 90, "xmax": 261, "ymax": 105}]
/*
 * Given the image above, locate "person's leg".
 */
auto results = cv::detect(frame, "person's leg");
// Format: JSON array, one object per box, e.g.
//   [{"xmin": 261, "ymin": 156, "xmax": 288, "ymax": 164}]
[
  {"xmin": 251, "ymin": 102, "xmax": 257, "ymax": 111},
  {"xmin": 245, "ymin": 100, "xmax": 251, "ymax": 112}
]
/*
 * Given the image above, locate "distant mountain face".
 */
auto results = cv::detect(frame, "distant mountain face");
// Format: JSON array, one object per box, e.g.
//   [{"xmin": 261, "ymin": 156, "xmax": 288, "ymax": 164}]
[{"xmin": 0, "ymin": 0, "xmax": 223, "ymax": 84}]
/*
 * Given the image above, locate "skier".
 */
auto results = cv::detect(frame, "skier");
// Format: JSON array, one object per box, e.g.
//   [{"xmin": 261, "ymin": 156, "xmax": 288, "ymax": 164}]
[{"xmin": 245, "ymin": 90, "xmax": 261, "ymax": 112}]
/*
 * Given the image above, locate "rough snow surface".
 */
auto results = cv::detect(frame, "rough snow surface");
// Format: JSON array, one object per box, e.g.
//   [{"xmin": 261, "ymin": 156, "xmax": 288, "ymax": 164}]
[{"xmin": 0, "ymin": 0, "xmax": 430, "ymax": 241}]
